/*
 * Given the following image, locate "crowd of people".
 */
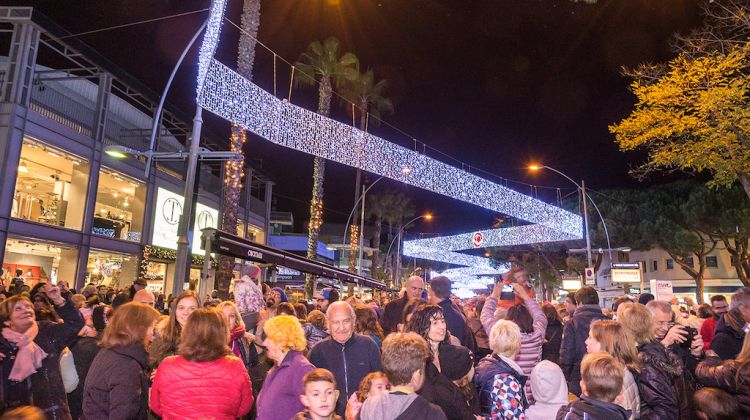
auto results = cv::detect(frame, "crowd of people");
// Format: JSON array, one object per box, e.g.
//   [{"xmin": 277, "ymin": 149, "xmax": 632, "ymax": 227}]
[{"xmin": 2, "ymin": 265, "xmax": 750, "ymax": 420}]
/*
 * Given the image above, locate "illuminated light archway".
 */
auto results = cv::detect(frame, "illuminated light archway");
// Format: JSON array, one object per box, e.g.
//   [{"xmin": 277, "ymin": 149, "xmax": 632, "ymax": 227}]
[{"xmin": 194, "ymin": 0, "xmax": 582, "ymax": 282}]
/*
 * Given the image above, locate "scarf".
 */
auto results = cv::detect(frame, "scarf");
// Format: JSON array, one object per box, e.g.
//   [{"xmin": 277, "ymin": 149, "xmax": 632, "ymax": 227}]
[
  {"xmin": 230, "ymin": 326, "xmax": 246, "ymax": 358},
  {"xmin": 2, "ymin": 323, "xmax": 48, "ymax": 382}
]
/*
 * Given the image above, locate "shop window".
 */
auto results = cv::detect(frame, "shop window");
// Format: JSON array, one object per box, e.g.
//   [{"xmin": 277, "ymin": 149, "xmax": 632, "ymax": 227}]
[
  {"xmin": 144, "ymin": 262, "xmax": 167, "ymax": 294},
  {"xmin": 12, "ymin": 138, "xmax": 89, "ymax": 230},
  {"xmin": 2, "ymin": 238, "xmax": 78, "ymax": 288},
  {"xmin": 93, "ymin": 168, "xmax": 146, "ymax": 242},
  {"xmin": 706, "ymin": 256, "xmax": 719, "ymax": 268},
  {"xmin": 85, "ymin": 249, "xmax": 138, "ymax": 289}
]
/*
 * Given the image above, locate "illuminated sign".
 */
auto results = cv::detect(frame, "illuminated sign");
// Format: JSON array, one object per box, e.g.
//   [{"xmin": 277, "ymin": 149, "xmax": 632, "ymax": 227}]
[
  {"xmin": 612, "ymin": 268, "xmax": 642, "ymax": 284},
  {"xmin": 152, "ymin": 187, "xmax": 219, "ymax": 255}
]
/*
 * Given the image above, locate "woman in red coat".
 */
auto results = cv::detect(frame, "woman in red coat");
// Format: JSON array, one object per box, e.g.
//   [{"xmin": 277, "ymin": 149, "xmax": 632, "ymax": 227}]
[{"xmin": 150, "ymin": 307, "xmax": 254, "ymax": 419}]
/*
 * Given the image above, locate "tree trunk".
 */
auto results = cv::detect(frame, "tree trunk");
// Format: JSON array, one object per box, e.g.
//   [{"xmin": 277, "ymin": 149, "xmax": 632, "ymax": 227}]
[
  {"xmin": 738, "ymin": 172, "xmax": 750, "ymax": 201},
  {"xmin": 305, "ymin": 77, "xmax": 332, "ymax": 299},
  {"xmin": 722, "ymin": 236, "xmax": 750, "ymax": 287},
  {"xmin": 215, "ymin": 0, "xmax": 260, "ymax": 298}
]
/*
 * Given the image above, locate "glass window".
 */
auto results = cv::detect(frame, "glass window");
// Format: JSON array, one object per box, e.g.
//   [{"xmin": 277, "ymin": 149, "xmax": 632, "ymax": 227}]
[
  {"xmin": 3, "ymin": 238, "xmax": 78, "ymax": 288},
  {"xmin": 652, "ymin": 260, "xmax": 658, "ymax": 272},
  {"xmin": 666, "ymin": 259, "xmax": 674, "ymax": 270},
  {"xmin": 12, "ymin": 138, "xmax": 89, "ymax": 230},
  {"xmin": 85, "ymin": 249, "xmax": 138, "ymax": 289},
  {"xmin": 144, "ymin": 262, "xmax": 167, "ymax": 294},
  {"xmin": 246, "ymin": 223, "xmax": 266, "ymax": 243},
  {"xmin": 706, "ymin": 256, "xmax": 719, "ymax": 268},
  {"xmin": 93, "ymin": 168, "xmax": 146, "ymax": 242},
  {"xmin": 685, "ymin": 257, "xmax": 694, "ymax": 268}
]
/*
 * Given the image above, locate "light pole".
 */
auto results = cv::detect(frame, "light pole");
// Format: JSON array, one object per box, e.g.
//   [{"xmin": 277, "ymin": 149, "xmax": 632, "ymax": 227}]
[
  {"xmin": 384, "ymin": 214, "xmax": 433, "ymax": 287},
  {"xmin": 528, "ymin": 164, "xmax": 613, "ymax": 285},
  {"xmin": 104, "ymin": 145, "xmax": 242, "ymax": 295}
]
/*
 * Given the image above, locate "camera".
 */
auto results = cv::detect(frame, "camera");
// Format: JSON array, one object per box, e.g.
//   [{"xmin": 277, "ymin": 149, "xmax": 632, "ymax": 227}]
[
  {"xmin": 680, "ymin": 325, "xmax": 698, "ymax": 349},
  {"xmin": 502, "ymin": 284, "xmax": 513, "ymax": 293}
]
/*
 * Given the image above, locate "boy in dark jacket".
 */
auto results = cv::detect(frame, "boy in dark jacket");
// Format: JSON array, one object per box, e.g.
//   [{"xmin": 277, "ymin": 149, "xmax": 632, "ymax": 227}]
[
  {"xmin": 557, "ymin": 352, "xmax": 630, "ymax": 420},
  {"xmin": 560, "ymin": 287, "xmax": 604, "ymax": 396},
  {"xmin": 359, "ymin": 332, "xmax": 446, "ymax": 420}
]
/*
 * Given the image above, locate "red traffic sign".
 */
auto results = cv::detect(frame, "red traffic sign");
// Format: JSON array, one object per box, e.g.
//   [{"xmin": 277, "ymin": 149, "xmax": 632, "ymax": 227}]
[{"xmin": 472, "ymin": 231, "xmax": 484, "ymax": 248}]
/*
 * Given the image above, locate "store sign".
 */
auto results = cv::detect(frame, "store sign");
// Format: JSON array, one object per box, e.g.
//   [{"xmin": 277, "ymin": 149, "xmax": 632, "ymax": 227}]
[
  {"xmin": 612, "ymin": 268, "xmax": 642, "ymax": 283},
  {"xmin": 152, "ymin": 187, "xmax": 219, "ymax": 255},
  {"xmin": 561, "ymin": 274, "xmax": 582, "ymax": 291}
]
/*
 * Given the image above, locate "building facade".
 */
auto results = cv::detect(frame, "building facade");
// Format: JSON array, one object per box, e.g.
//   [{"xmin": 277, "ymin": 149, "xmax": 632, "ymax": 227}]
[{"xmin": 0, "ymin": 8, "xmax": 273, "ymax": 293}]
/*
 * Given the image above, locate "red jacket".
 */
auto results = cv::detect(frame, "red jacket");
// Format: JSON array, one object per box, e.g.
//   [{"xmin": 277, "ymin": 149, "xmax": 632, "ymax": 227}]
[{"xmin": 150, "ymin": 355, "xmax": 253, "ymax": 420}]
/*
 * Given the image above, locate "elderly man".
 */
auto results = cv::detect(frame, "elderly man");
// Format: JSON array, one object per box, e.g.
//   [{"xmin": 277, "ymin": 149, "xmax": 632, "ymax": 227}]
[
  {"xmin": 382, "ymin": 276, "xmax": 425, "ymax": 334},
  {"xmin": 712, "ymin": 287, "xmax": 750, "ymax": 359},
  {"xmin": 428, "ymin": 275, "xmax": 476, "ymax": 352},
  {"xmin": 646, "ymin": 300, "xmax": 703, "ymax": 363},
  {"xmin": 308, "ymin": 301, "xmax": 382, "ymax": 417},
  {"xmin": 132, "ymin": 289, "xmax": 155, "ymax": 307}
]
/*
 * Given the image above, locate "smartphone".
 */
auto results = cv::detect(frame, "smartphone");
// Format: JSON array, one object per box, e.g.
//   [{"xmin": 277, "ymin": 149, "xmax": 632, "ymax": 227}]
[
  {"xmin": 678, "ymin": 297, "xmax": 685, "ymax": 304},
  {"xmin": 500, "ymin": 283, "xmax": 515, "ymax": 301},
  {"xmin": 502, "ymin": 284, "xmax": 513, "ymax": 293}
]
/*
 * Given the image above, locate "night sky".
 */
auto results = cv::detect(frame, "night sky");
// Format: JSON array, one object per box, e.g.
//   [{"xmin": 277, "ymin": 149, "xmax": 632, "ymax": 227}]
[{"xmin": 16, "ymin": 0, "xmax": 704, "ymax": 235}]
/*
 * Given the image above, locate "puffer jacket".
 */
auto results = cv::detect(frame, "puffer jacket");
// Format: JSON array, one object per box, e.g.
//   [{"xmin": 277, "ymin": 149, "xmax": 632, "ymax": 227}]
[
  {"xmin": 695, "ymin": 356, "xmax": 750, "ymax": 417},
  {"xmin": 559, "ymin": 304, "xmax": 605, "ymax": 396},
  {"xmin": 637, "ymin": 341, "xmax": 694, "ymax": 420},
  {"xmin": 82, "ymin": 343, "xmax": 150, "ymax": 420},
  {"xmin": 0, "ymin": 299, "xmax": 84, "ymax": 420},
  {"xmin": 555, "ymin": 396, "xmax": 630, "ymax": 420},
  {"xmin": 150, "ymin": 355, "xmax": 253, "ymax": 420},
  {"xmin": 514, "ymin": 298, "xmax": 547, "ymax": 402}
]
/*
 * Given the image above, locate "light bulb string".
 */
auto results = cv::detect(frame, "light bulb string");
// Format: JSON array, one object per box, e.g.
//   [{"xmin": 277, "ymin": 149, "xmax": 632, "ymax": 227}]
[{"xmin": 220, "ymin": 15, "xmax": 575, "ymax": 193}]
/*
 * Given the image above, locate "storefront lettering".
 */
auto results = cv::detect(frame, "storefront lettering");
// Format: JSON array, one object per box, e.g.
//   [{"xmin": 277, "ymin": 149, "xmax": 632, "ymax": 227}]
[{"xmin": 247, "ymin": 249, "xmax": 262, "ymax": 259}]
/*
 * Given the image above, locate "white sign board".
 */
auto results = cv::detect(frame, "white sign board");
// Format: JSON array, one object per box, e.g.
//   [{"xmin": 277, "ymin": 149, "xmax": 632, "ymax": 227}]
[
  {"xmin": 650, "ymin": 279, "xmax": 674, "ymax": 302},
  {"xmin": 584, "ymin": 267, "xmax": 596, "ymax": 285},
  {"xmin": 152, "ymin": 187, "xmax": 219, "ymax": 255},
  {"xmin": 562, "ymin": 279, "xmax": 582, "ymax": 290},
  {"xmin": 612, "ymin": 268, "xmax": 642, "ymax": 284}
]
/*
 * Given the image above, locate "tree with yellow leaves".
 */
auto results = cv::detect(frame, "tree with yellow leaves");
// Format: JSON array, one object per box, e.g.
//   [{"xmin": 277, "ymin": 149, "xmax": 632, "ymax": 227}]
[{"xmin": 610, "ymin": 42, "xmax": 750, "ymax": 199}]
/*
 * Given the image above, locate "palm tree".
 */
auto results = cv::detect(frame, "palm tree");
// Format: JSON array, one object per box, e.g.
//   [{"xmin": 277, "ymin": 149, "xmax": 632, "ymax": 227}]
[
  {"xmin": 216, "ymin": 0, "xmax": 261, "ymax": 297},
  {"xmin": 341, "ymin": 70, "xmax": 394, "ymax": 276},
  {"xmin": 383, "ymin": 193, "xmax": 415, "ymax": 285},
  {"xmin": 364, "ymin": 191, "xmax": 397, "ymax": 277},
  {"xmin": 295, "ymin": 37, "xmax": 358, "ymax": 299}
]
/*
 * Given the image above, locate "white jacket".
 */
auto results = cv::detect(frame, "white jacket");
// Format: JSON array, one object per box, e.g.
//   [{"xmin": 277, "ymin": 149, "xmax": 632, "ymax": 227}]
[{"xmin": 525, "ymin": 360, "xmax": 568, "ymax": 420}]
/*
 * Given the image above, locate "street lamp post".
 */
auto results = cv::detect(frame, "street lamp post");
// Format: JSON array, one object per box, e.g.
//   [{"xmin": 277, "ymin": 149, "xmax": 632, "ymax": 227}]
[
  {"xmin": 529, "ymin": 164, "xmax": 613, "ymax": 286},
  {"xmin": 384, "ymin": 214, "xmax": 432, "ymax": 287},
  {"xmin": 104, "ymin": 145, "xmax": 242, "ymax": 295}
]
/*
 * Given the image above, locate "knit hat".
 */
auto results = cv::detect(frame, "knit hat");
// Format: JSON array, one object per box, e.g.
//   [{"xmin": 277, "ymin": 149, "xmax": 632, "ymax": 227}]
[
  {"xmin": 314, "ymin": 287, "xmax": 333, "ymax": 300},
  {"xmin": 271, "ymin": 287, "xmax": 288, "ymax": 302},
  {"xmin": 439, "ymin": 344, "xmax": 474, "ymax": 381}
]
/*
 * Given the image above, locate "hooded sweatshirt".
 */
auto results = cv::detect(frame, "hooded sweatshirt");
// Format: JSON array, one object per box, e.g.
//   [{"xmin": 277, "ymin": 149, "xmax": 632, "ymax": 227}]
[
  {"xmin": 358, "ymin": 391, "xmax": 446, "ymax": 420},
  {"xmin": 526, "ymin": 360, "xmax": 569, "ymax": 420}
]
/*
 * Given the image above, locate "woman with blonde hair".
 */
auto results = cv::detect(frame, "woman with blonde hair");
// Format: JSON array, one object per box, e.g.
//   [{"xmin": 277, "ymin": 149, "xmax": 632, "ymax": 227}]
[
  {"xmin": 217, "ymin": 300, "xmax": 258, "ymax": 374},
  {"xmin": 474, "ymin": 319, "xmax": 528, "ymax": 419},
  {"xmin": 149, "ymin": 290, "xmax": 200, "ymax": 367},
  {"xmin": 617, "ymin": 302, "xmax": 692, "ymax": 419},
  {"xmin": 82, "ymin": 302, "xmax": 161, "ymax": 419},
  {"xmin": 586, "ymin": 320, "xmax": 641, "ymax": 418},
  {"xmin": 256, "ymin": 314, "xmax": 314, "ymax": 420},
  {"xmin": 150, "ymin": 308, "xmax": 253, "ymax": 419}
]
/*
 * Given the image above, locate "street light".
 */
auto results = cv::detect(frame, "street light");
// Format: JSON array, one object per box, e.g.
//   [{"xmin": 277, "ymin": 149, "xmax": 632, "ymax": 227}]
[
  {"xmin": 528, "ymin": 164, "xmax": 613, "ymax": 285},
  {"xmin": 342, "ymin": 166, "xmax": 413, "ymax": 275},
  {"xmin": 385, "ymin": 213, "xmax": 433, "ymax": 287},
  {"xmin": 105, "ymin": 145, "xmax": 242, "ymax": 296}
]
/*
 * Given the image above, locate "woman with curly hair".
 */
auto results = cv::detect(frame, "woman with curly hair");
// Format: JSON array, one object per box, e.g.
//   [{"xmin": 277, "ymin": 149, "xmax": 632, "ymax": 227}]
[
  {"xmin": 256, "ymin": 314, "xmax": 314, "ymax": 420},
  {"xmin": 354, "ymin": 305, "xmax": 384, "ymax": 348},
  {"xmin": 148, "ymin": 290, "xmax": 200, "ymax": 368},
  {"xmin": 406, "ymin": 304, "xmax": 476, "ymax": 420}
]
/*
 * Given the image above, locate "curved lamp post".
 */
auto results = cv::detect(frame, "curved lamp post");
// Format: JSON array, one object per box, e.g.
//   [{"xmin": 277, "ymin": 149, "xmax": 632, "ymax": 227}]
[{"xmin": 384, "ymin": 213, "xmax": 433, "ymax": 287}]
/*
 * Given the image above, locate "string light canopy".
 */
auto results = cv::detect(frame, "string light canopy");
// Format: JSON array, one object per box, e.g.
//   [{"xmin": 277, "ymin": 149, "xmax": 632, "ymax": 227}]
[{"xmin": 195, "ymin": 0, "xmax": 583, "ymax": 283}]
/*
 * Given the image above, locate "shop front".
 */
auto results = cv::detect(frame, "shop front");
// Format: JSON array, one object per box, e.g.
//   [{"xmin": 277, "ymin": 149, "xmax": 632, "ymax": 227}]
[
  {"xmin": 84, "ymin": 249, "xmax": 138, "ymax": 289},
  {"xmin": 2, "ymin": 237, "xmax": 78, "ymax": 287}
]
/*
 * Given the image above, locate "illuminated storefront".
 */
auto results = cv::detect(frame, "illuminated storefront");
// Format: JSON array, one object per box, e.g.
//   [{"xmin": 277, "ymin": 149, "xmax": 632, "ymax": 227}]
[
  {"xmin": 92, "ymin": 168, "xmax": 146, "ymax": 242},
  {"xmin": 2, "ymin": 238, "xmax": 78, "ymax": 287},
  {"xmin": 85, "ymin": 249, "xmax": 138, "ymax": 288},
  {"xmin": 12, "ymin": 138, "xmax": 89, "ymax": 230}
]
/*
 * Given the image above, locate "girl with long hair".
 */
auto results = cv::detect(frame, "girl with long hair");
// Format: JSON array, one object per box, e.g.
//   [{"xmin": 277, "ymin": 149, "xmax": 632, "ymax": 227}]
[
  {"xmin": 148, "ymin": 290, "xmax": 200, "ymax": 368},
  {"xmin": 586, "ymin": 320, "xmax": 641, "ymax": 419},
  {"xmin": 354, "ymin": 305, "xmax": 384, "ymax": 347}
]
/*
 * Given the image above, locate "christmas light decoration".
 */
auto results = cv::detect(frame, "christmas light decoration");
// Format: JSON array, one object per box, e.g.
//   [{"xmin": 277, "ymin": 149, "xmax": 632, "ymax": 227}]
[
  {"xmin": 348, "ymin": 224, "xmax": 359, "ymax": 272},
  {"xmin": 196, "ymin": 1, "xmax": 582, "ymax": 285}
]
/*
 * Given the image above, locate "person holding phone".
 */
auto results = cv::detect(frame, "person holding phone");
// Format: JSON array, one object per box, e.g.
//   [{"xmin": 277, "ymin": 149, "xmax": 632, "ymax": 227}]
[{"xmin": 496, "ymin": 268, "xmax": 536, "ymax": 310}]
